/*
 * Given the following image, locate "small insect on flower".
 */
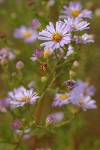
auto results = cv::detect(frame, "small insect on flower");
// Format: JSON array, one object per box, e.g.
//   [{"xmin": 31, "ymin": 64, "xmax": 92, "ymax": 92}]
[{"xmin": 39, "ymin": 62, "xmax": 48, "ymax": 72}]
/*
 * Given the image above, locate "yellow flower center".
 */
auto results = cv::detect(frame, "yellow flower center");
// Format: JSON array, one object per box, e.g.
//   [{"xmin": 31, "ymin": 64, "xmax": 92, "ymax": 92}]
[
  {"xmin": 23, "ymin": 31, "xmax": 32, "ymax": 38},
  {"xmin": 53, "ymin": 33, "xmax": 62, "ymax": 42},
  {"xmin": 59, "ymin": 94, "xmax": 68, "ymax": 101},
  {"xmin": 44, "ymin": 49, "xmax": 51, "ymax": 57},
  {"xmin": 71, "ymin": 10, "xmax": 80, "ymax": 18},
  {"xmin": 21, "ymin": 97, "xmax": 27, "ymax": 102}
]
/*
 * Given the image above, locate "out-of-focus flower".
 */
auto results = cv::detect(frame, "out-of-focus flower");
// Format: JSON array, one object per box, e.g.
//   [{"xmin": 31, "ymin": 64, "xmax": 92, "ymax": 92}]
[
  {"xmin": 11, "ymin": 119, "xmax": 21, "ymax": 130},
  {"xmin": 38, "ymin": 21, "xmax": 71, "ymax": 50},
  {"xmin": 74, "ymin": 33, "xmax": 94, "ymax": 44},
  {"xmin": 0, "ymin": 48, "xmax": 15, "ymax": 64},
  {"xmin": 31, "ymin": 19, "xmax": 41, "ymax": 29},
  {"xmin": 68, "ymin": 80, "xmax": 97, "ymax": 111},
  {"xmin": 70, "ymin": 95, "xmax": 96, "ymax": 111},
  {"xmin": 64, "ymin": 17, "xmax": 90, "ymax": 32},
  {"xmin": 13, "ymin": 26, "xmax": 38, "ymax": 44},
  {"xmin": 16, "ymin": 61, "xmax": 24, "ymax": 69},
  {"xmin": 70, "ymin": 80, "xmax": 96, "ymax": 97},
  {"xmin": 0, "ymin": 98, "xmax": 10, "ymax": 112},
  {"xmin": 8, "ymin": 86, "xmax": 39, "ymax": 107},
  {"xmin": 52, "ymin": 93, "xmax": 71, "ymax": 107},
  {"xmin": 65, "ymin": 79, "xmax": 76, "ymax": 90},
  {"xmin": 60, "ymin": 1, "xmax": 92, "ymax": 19},
  {"xmin": 95, "ymin": 8, "xmax": 100, "ymax": 17},
  {"xmin": 30, "ymin": 49, "xmax": 43, "ymax": 61},
  {"xmin": 47, "ymin": 0, "xmax": 55, "ymax": 7}
]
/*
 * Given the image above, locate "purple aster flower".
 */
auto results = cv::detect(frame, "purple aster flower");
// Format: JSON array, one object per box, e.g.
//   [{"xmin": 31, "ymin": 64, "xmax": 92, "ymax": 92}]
[
  {"xmin": 38, "ymin": 21, "xmax": 71, "ymax": 50},
  {"xmin": 8, "ymin": 86, "xmax": 39, "ymax": 107},
  {"xmin": 70, "ymin": 94, "xmax": 97, "ymax": 111},
  {"xmin": 65, "ymin": 79, "xmax": 76, "ymax": 90},
  {"xmin": 11, "ymin": 119, "xmax": 21, "ymax": 130},
  {"xmin": 64, "ymin": 17, "xmax": 90, "ymax": 32},
  {"xmin": 59, "ymin": 1, "xmax": 92, "ymax": 19},
  {"xmin": 74, "ymin": 33, "xmax": 94, "ymax": 44},
  {"xmin": 71, "ymin": 80, "xmax": 96, "ymax": 97},
  {"xmin": 52, "ymin": 93, "xmax": 71, "ymax": 107},
  {"xmin": 13, "ymin": 26, "xmax": 38, "ymax": 44},
  {"xmin": 30, "ymin": 49, "xmax": 43, "ymax": 61},
  {"xmin": 0, "ymin": 48, "xmax": 15, "ymax": 64}
]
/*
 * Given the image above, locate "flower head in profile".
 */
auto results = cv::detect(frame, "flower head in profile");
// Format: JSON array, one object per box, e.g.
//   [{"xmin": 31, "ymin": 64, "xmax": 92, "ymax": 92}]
[
  {"xmin": 52, "ymin": 93, "xmax": 71, "ymax": 107},
  {"xmin": 74, "ymin": 33, "xmax": 94, "ymax": 44},
  {"xmin": 8, "ymin": 86, "xmax": 39, "ymax": 107},
  {"xmin": 64, "ymin": 17, "xmax": 90, "ymax": 32},
  {"xmin": 63, "ymin": 45, "xmax": 74, "ymax": 59},
  {"xmin": 13, "ymin": 26, "xmax": 38, "ymax": 43},
  {"xmin": 60, "ymin": 1, "xmax": 92, "ymax": 19},
  {"xmin": 38, "ymin": 21, "xmax": 71, "ymax": 50}
]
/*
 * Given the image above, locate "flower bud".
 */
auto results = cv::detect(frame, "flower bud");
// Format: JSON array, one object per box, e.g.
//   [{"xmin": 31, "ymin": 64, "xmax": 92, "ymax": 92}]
[
  {"xmin": 73, "ymin": 61, "xmax": 80, "ymax": 68},
  {"xmin": 65, "ymin": 80, "xmax": 76, "ymax": 90},
  {"xmin": 31, "ymin": 19, "xmax": 41, "ymax": 29},
  {"xmin": 41, "ymin": 76, "xmax": 47, "ymax": 82},
  {"xmin": 69, "ymin": 70, "xmax": 76, "ymax": 78},
  {"xmin": 11, "ymin": 119, "xmax": 21, "ymax": 130},
  {"xmin": 16, "ymin": 61, "xmax": 24, "ymax": 70},
  {"xmin": 45, "ymin": 115, "xmax": 54, "ymax": 127}
]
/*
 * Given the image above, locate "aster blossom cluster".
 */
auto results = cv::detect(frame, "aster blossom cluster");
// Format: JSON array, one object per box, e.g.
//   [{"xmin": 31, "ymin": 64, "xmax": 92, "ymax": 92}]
[{"xmin": 0, "ymin": 1, "xmax": 98, "ymax": 149}]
